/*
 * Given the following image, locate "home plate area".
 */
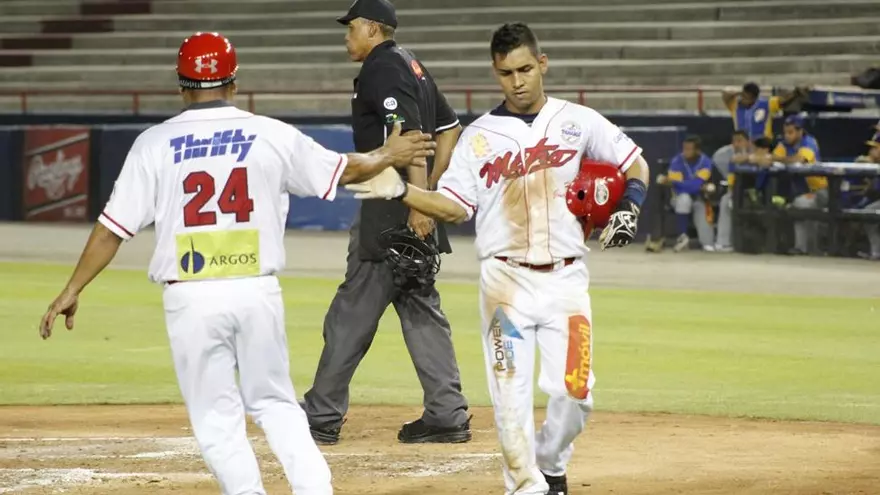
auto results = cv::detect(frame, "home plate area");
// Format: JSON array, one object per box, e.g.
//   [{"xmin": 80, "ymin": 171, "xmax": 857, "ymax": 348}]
[
  {"xmin": 0, "ymin": 436, "xmax": 498, "ymax": 493},
  {"xmin": 1, "ymin": 404, "xmax": 878, "ymax": 494}
]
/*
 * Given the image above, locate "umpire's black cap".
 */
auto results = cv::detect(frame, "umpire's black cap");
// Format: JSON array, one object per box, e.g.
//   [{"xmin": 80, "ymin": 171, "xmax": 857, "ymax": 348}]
[{"xmin": 337, "ymin": 0, "xmax": 398, "ymax": 29}]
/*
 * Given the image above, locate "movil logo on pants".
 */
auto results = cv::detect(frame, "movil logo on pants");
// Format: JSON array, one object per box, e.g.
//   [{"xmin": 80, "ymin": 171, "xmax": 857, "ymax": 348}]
[{"xmin": 27, "ymin": 150, "xmax": 84, "ymax": 201}]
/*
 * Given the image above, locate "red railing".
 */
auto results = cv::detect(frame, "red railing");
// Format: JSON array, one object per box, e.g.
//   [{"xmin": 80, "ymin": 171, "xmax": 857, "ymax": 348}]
[{"xmin": 0, "ymin": 86, "xmax": 714, "ymax": 115}]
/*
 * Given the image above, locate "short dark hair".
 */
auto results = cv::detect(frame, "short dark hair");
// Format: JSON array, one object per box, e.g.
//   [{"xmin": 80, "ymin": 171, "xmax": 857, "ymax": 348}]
[
  {"xmin": 732, "ymin": 130, "xmax": 749, "ymax": 140},
  {"xmin": 490, "ymin": 22, "xmax": 540, "ymax": 60},
  {"xmin": 742, "ymin": 82, "xmax": 760, "ymax": 98},
  {"xmin": 683, "ymin": 135, "xmax": 702, "ymax": 150},
  {"xmin": 753, "ymin": 137, "xmax": 772, "ymax": 150}
]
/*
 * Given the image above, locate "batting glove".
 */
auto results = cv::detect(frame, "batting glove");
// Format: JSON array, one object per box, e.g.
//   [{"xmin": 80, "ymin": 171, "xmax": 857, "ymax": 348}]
[
  {"xmin": 598, "ymin": 200, "xmax": 640, "ymax": 250},
  {"xmin": 344, "ymin": 167, "xmax": 408, "ymax": 200}
]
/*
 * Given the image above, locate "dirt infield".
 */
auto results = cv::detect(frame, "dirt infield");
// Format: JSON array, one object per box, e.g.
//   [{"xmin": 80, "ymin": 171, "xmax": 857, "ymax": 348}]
[
  {"xmin": 1, "ymin": 405, "xmax": 879, "ymax": 494},
  {"xmin": 1, "ymin": 223, "xmax": 879, "ymax": 494}
]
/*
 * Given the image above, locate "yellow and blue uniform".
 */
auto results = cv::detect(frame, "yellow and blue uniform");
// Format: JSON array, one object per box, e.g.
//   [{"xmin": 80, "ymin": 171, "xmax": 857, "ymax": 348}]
[
  {"xmin": 668, "ymin": 152, "xmax": 713, "ymax": 196},
  {"xmin": 773, "ymin": 134, "xmax": 826, "ymax": 193},
  {"xmin": 728, "ymin": 96, "xmax": 780, "ymax": 140}
]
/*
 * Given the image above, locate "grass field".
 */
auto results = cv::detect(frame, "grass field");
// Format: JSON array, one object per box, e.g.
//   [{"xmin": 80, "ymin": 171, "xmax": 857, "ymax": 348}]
[{"xmin": 1, "ymin": 261, "xmax": 878, "ymax": 425}]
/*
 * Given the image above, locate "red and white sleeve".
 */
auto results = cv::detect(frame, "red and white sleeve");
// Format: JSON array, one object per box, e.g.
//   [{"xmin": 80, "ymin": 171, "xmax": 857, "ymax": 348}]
[
  {"xmin": 584, "ymin": 108, "xmax": 643, "ymax": 173},
  {"xmin": 436, "ymin": 135, "xmax": 478, "ymax": 221},
  {"xmin": 98, "ymin": 141, "xmax": 156, "ymax": 240},
  {"xmin": 284, "ymin": 125, "xmax": 348, "ymax": 201}
]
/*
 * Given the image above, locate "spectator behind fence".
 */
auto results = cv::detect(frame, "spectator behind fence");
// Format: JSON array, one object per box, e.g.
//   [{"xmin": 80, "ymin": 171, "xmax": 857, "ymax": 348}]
[
  {"xmin": 773, "ymin": 115, "xmax": 826, "ymax": 255},
  {"xmin": 855, "ymin": 134, "xmax": 880, "ymax": 261},
  {"xmin": 714, "ymin": 133, "xmax": 765, "ymax": 252},
  {"xmin": 661, "ymin": 136, "xmax": 716, "ymax": 252},
  {"xmin": 722, "ymin": 82, "xmax": 781, "ymax": 141}
]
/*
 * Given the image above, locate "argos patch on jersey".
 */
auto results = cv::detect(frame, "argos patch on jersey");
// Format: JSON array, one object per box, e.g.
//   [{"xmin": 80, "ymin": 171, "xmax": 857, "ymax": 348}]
[
  {"xmin": 560, "ymin": 121, "xmax": 583, "ymax": 146},
  {"xmin": 176, "ymin": 229, "xmax": 260, "ymax": 280},
  {"xmin": 564, "ymin": 315, "xmax": 591, "ymax": 400},
  {"xmin": 383, "ymin": 97, "xmax": 398, "ymax": 110}
]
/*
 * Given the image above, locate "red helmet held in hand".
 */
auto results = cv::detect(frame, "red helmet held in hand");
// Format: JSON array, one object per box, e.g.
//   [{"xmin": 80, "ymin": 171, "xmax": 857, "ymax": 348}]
[
  {"xmin": 177, "ymin": 32, "xmax": 238, "ymax": 89},
  {"xmin": 566, "ymin": 158, "xmax": 626, "ymax": 235}
]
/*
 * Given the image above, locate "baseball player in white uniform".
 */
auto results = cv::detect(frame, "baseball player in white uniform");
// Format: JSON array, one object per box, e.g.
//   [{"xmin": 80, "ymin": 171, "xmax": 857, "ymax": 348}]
[
  {"xmin": 346, "ymin": 23, "xmax": 650, "ymax": 495},
  {"xmin": 38, "ymin": 32, "xmax": 435, "ymax": 495}
]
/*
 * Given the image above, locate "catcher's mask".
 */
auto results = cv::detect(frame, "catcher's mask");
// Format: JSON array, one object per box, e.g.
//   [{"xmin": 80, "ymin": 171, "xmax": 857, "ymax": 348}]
[{"xmin": 378, "ymin": 226, "xmax": 441, "ymax": 295}]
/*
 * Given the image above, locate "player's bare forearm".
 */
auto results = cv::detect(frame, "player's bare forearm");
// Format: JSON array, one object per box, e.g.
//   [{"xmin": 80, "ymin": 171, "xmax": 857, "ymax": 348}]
[
  {"xmin": 625, "ymin": 156, "xmax": 650, "ymax": 188},
  {"xmin": 338, "ymin": 125, "xmax": 434, "ymax": 185},
  {"xmin": 401, "ymin": 186, "xmax": 468, "ymax": 224},
  {"xmin": 65, "ymin": 222, "xmax": 123, "ymax": 294},
  {"xmin": 429, "ymin": 125, "xmax": 462, "ymax": 189},
  {"xmin": 339, "ymin": 150, "xmax": 396, "ymax": 185},
  {"xmin": 721, "ymin": 89, "xmax": 739, "ymax": 106},
  {"xmin": 408, "ymin": 163, "xmax": 428, "ymax": 189}
]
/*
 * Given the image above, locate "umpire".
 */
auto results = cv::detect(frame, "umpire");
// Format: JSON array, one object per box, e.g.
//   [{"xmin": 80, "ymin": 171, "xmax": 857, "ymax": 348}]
[{"xmin": 301, "ymin": 0, "xmax": 471, "ymax": 445}]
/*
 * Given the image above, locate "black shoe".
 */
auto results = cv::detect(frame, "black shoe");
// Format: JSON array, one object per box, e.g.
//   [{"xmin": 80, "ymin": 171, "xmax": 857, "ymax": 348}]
[
  {"xmin": 397, "ymin": 416, "xmax": 472, "ymax": 444},
  {"xmin": 543, "ymin": 472, "xmax": 568, "ymax": 495},
  {"xmin": 309, "ymin": 419, "xmax": 345, "ymax": 446}
]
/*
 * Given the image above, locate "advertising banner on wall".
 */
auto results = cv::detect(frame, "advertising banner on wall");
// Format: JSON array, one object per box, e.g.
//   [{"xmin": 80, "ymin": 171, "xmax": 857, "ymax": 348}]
[{"xmin": 22, "ymin": 126, "xmax": 90, "ymax": 222}]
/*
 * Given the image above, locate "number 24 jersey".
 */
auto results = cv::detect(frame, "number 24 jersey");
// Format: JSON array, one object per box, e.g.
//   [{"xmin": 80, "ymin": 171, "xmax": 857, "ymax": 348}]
[{"xmin": 99, "ymin": 104, "xmax": 348, "ymax": 284}]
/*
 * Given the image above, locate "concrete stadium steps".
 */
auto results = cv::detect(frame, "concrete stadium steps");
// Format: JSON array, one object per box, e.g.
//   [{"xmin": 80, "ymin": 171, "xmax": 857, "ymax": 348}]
[
  {"xmin": 0, "ymin": 0, "xmax": 703, "ymax": 16},
  {"xmin": 14, "ymin": 37, "xmax": 879, "ymax": 67},
  {"xmin": 0, "ymin": 69, "xmax": 853, "ymax": 92},
  {"xmin": 0, "ymin": 71, "xmax": 852, "ymax": 92},
  {"xmin": 0, "ymin": 0, "xmax": 872, "ymax": 114},
  {"xmin": 150, "ymin": 0, "xmax": 704, "ymax": 14},
  {"xmin": 6, "ymin": 1, "xmax": 880, "ymax": 35},
  {"xmin": 0, "ymin": 0, "xmax": 835, "ymax": 17},
  {"xmin": 0, "ymin": 0, "xmax": 150, "ymax": 16},
  {"xmin": 49, "ymin": 18, "xmax": 880, "ymax": 51},
  {"xmin": 0, "ymin": 55, "xmax": 870, "ymax": 87},
  {"xmin": 0, "ymin": 90, "xmax": 734, "ymax": 116}
]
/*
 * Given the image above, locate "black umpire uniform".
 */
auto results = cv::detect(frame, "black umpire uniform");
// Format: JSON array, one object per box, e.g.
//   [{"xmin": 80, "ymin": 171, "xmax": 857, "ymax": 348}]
[{"xmin": 302, "ymin": 0, "xmax": 471, "ymax": 445}]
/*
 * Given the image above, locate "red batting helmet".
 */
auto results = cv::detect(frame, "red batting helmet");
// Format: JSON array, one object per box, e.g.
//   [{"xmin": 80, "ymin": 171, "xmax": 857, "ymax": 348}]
[
  {"xmin": 565, "ymin": 158, "xmax": 626, "ymax": 231},
  {"xmin": 176, "ymin": 32, "xmax": 238, "ymax": 89}
]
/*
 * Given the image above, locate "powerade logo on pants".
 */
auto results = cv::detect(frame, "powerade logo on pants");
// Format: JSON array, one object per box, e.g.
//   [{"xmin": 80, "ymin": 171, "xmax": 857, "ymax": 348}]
[
  {"xmin": 490, "ymin": 307, "xmax": 523, "ymax": 378},
  {"xmin": 176, "ymin": 229, "xmax": 260, "ymax": 280}
]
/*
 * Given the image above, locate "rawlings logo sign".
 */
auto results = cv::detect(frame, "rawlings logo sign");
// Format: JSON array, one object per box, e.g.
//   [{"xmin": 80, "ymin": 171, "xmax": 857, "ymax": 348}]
[
  {"xmin": 478, "ymin": 137, "xmax": 577, "ymax": 188},
  {"xmin": 22, "ymin": 127, "xmax": 90, "ymax": 222},
  {"xmin": 26, "ymin": 149, "xmax": 84, "ymax": 201}
]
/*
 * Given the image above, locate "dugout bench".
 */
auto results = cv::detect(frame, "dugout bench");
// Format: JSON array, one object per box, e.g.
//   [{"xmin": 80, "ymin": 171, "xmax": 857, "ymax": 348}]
[
  {"xmin": 731, "ymin": 162, "xmax": 880, "ymax": 256},
  {"xmin": 645, "ymin": 158, "xmax": 727, "ymax": 251}
]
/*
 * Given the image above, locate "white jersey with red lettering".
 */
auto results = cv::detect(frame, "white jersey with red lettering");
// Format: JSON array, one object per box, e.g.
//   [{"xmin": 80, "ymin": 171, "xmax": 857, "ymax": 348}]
[
  {"xmin": 436, "ymin": 97, "xmax": 643, "ymax": 495},
  {"xmin": 437, "ymin": 96, "xmax": 641, "ymax": 265},
  {"xmin": 99, "ymin": 104, "xmax": 347, "ymax": 284},
  {"xmin": 98, "ymin": 103, "xmax": 341, "ymax": 495}
]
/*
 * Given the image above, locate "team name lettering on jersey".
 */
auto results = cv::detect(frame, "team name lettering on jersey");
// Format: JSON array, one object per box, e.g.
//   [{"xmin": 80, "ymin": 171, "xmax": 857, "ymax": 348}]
[
  {"xmin": 479, "ymin": 137, "xmax": 577, "ymax": 188},
  {"xmin": 170, "ymin": 129, "xmax": 256, "ymax": 164}
]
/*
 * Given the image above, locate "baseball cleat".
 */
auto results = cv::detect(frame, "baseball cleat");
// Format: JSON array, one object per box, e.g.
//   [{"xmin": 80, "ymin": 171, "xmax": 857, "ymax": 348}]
[
  {"xmin": 397, "ymin": 416, "xmax": 472, "ymax": 444},
  {"xmin": 673, "ymin": 233, "xmax": 690, "ymax": 252},
  {"xmin": 542, "ymin": 472, "xmax": 568, "ymax": 495}
]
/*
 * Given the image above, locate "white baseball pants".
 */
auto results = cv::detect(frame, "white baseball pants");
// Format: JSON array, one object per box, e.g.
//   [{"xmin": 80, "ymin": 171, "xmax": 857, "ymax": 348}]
[
  {"xmin": 163, "ymin": 275, "xmax": 332, "ymax": 495},
  {"xmin": 479, "ymin": 258, "xmax": 595, "ymax": 495}
]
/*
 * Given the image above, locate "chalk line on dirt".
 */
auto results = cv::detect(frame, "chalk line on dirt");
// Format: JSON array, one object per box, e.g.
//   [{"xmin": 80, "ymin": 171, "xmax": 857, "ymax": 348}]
[{"xmin": 0, "ymin": 468, "xmax": 213, "ymax": 494}]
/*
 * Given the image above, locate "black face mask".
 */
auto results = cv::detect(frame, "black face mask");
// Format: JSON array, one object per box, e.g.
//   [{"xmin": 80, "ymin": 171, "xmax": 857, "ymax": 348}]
[{"xmin": 378, "ymin": 225, "xmax": 441, "ymax": 296}]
